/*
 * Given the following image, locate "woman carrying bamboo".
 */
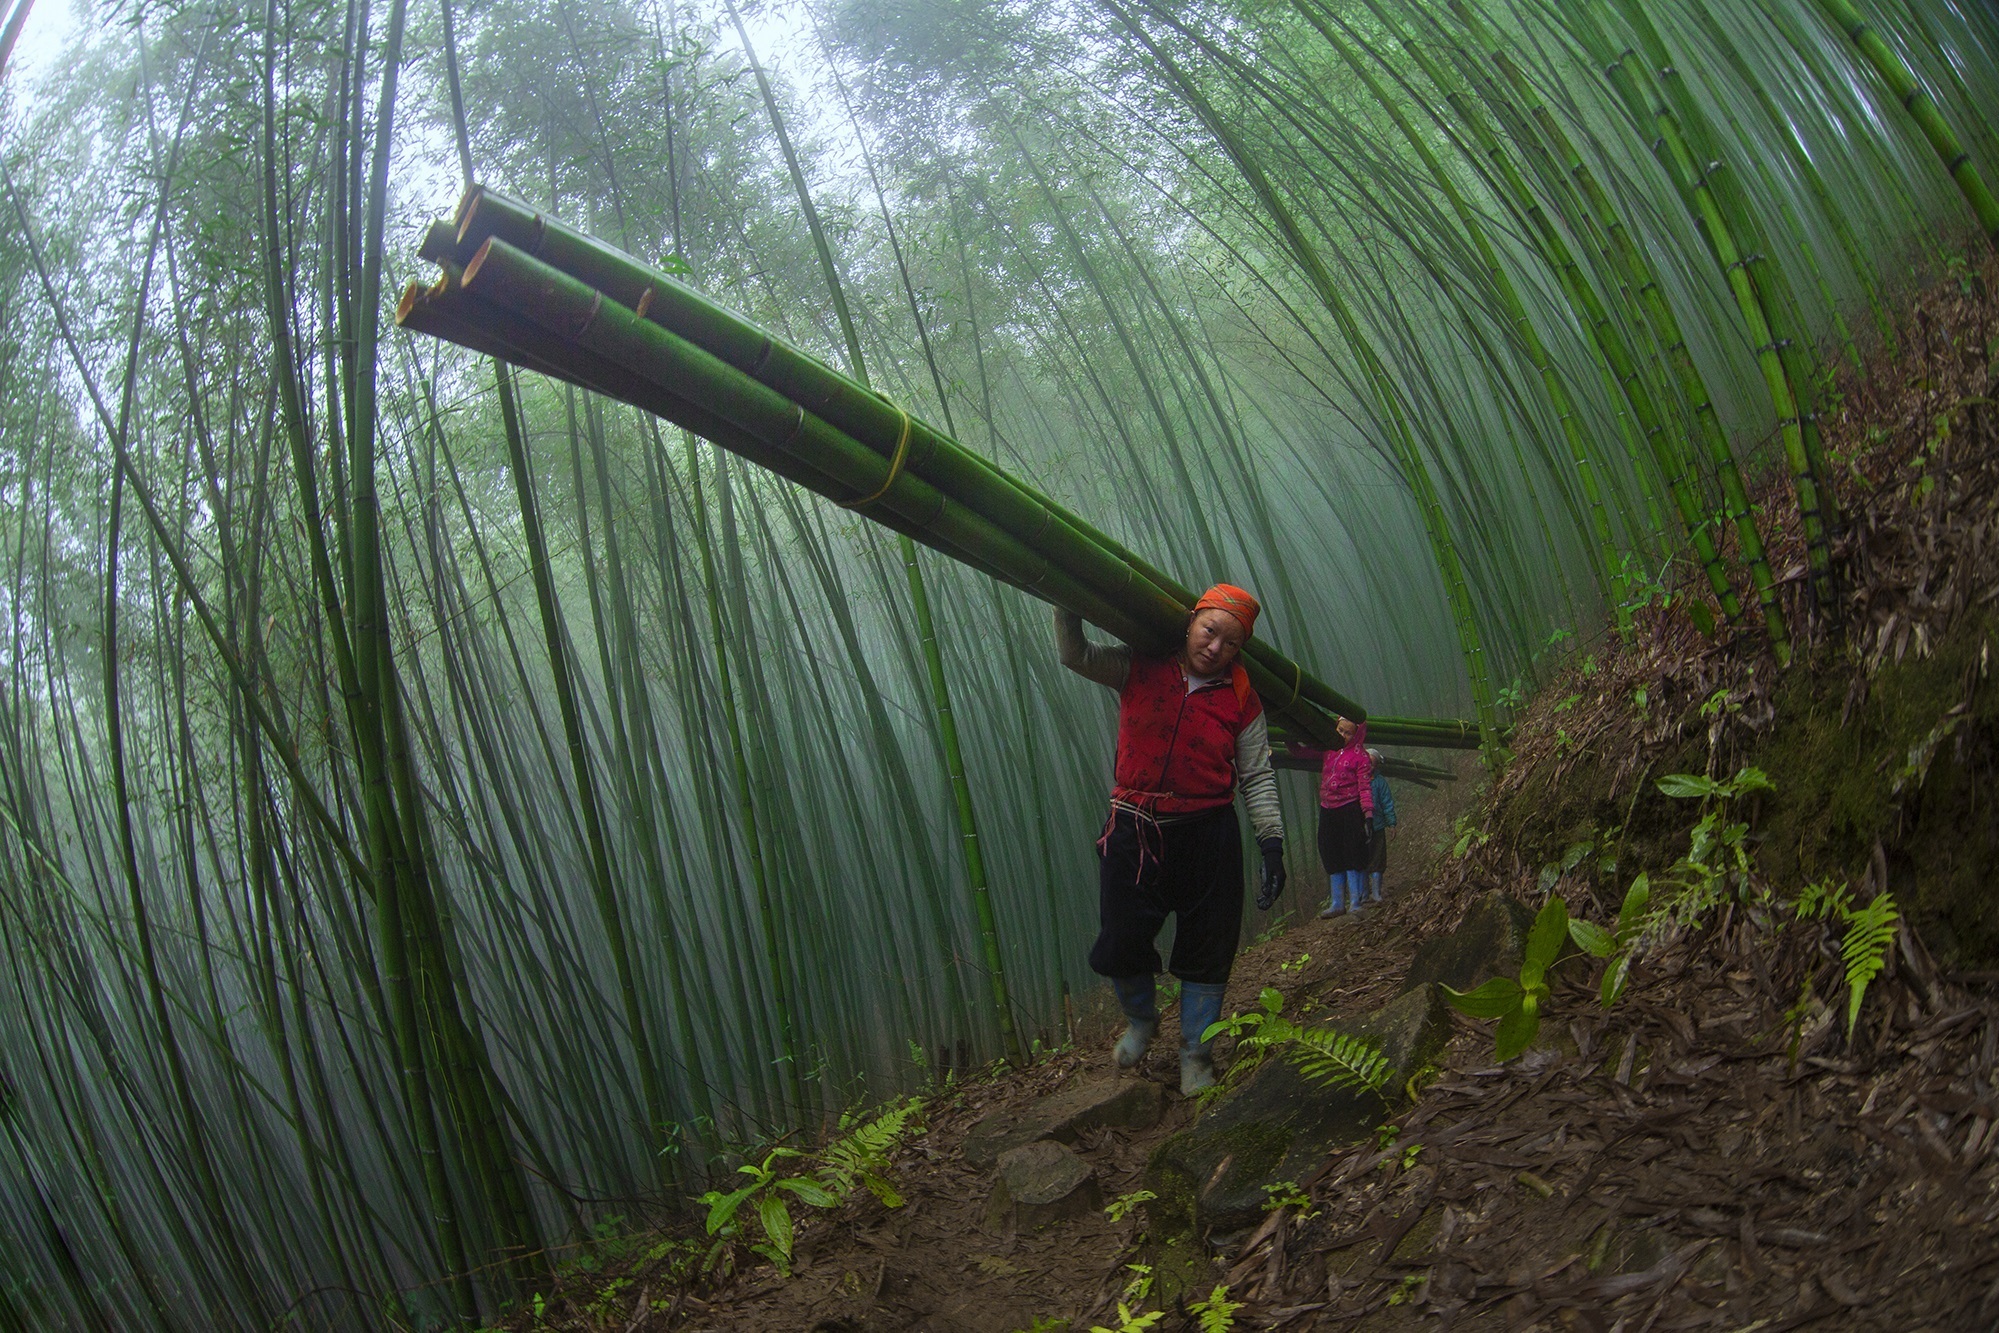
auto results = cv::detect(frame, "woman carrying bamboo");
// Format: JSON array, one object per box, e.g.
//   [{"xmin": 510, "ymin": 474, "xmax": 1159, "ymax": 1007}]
[{"xmin": 1055, "ymin": 585, "xmax": 1287, "ymax": 1095}]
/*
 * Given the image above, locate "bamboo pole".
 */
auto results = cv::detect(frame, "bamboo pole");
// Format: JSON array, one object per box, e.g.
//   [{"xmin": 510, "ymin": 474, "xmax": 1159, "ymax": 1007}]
[
  {"xmin": 1816, "ymin": 0, "xmax": 1999, "ymax": 251},
  {"xmin": 435, "ymin": 189, "xmax": 1397, "ymax": 740}
]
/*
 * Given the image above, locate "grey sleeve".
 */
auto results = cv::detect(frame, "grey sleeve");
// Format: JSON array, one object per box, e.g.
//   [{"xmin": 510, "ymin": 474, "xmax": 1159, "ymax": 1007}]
[
  {"xmin": 1236, "ymin": 713, "xmax": 1283, "ymax": 844},
  {"xmin": 1054, "ymin": 608, "xmax": 1131, "ymax": 690}
]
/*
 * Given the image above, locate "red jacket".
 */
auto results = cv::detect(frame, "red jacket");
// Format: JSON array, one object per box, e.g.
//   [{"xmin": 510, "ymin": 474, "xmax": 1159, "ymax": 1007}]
[{"xmin": 1111, "ymin": 655, "xmax": 1263, "ymax": 816}]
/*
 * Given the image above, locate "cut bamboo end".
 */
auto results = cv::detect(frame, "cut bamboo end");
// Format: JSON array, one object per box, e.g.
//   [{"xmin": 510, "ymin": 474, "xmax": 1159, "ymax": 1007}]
[
  {"xmin": 394, "ymin": 282, "xmax": 425, "ymax": 326},
  {"xmin": 461, "ymin": 236, "xmax": 497, "ymax": 286}
]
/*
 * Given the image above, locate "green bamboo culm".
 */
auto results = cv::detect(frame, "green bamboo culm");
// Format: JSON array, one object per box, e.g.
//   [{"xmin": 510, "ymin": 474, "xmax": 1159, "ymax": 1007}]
[
  {"xmin": 724, "ymin": 0, "xmax": 1023, "ymax": 1064},
  {"xmin": 1816, "ymin": 0, "xmax": 1999, "ymax": 250},
  {"xmin": 1452, "ymin": 15, "xmax": 1791, "ymax": 658},
  {"xmin": 1112, "ymin": 0, "xmax": 1503, "ymax": 756}
]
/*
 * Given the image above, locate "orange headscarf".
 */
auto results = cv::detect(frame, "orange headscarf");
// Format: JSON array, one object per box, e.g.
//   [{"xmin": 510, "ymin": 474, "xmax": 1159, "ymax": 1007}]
[{"xmin": 1193, "ymin": 583, "xmax": 1260, "ymax": 638}]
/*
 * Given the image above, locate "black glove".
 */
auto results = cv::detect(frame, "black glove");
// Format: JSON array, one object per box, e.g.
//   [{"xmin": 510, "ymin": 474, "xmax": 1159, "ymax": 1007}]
[{"xmin": 1256, "ymin": 837, "xmax": 1286, "ymax": 910}]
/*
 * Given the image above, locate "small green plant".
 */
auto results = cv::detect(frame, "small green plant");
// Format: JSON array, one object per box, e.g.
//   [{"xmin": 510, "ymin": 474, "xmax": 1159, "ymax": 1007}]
[
  {"xmin": 1643, "ymin": 768, "xmax": 1773, "ymax": 926},
  {"xmin": 1204, "ymin": 989, "xmax": 1392, "ymax": 1094},
  {"xmin": 1188, "ymin": 1283, "xmax": 1243, "ymax": 1332},
  {"xmin": 1120, "ymin": 1262, "xmax": 1155, "ymax": 1304},
  {"xmin": 1566, "ymin": 877, "xmax": 1653, "ymax": 1008},
  {"xmin": 1450, "ymin": 812, "xmax": 1490, "ymax": 859},
  {"xmin": 1697, "ymin": 688, "xmax": 1739, "ymax": 721},
  {"xmin": 1386, "ymin": 1272, "xmax": 1425, "ymax": 1306},
  {"xmin": 1103, "ymin": 1188, "xmax": 1156, "ymax": 1223},
  {"xmin": 1013, "ymin": 1319, "xmax": 1071, "ymax": 1333},
  {"xmin": 1797, "ymin": 878, "xmax": 1901, "ymax": 1035},
  {"xmin": 697, "ymin": 1098, "xmax": 923, "ymax": 1275},
  {"xmin": 1090, "ymin": 1304, "xmax": 1163, "ymax": 1333},
  {"xmin": 1400, "ymin": 1141, "xmax": 1423, "ymax": 1170},
  {"xmin": 1260, "ymin": 1180, "xmax": 1313, "ymax": 1215},
  {"xmin": 1278, "ymin": 950, "xmax": 1311, "ymax": 974},
  {"xmin": 1251, "ymin": 910, "xmax": 1293, "ymax": 946},
  {"xmin": 1441, "ymin": 895, "xmax": 1570, "ymax": 1061}
]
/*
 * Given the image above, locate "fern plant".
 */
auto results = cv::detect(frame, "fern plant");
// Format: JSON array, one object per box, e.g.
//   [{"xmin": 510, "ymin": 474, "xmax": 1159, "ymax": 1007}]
[
  {"xmin": 1795, "ymin": 879, "xmax": 1900, "ymax": 1036},
  {"xmin": 1203, "ymin": 989, "xmax": 1393, "ymax": 1094},
  {"xmin": 1188, "ymin": 1284, "xmax": 1242, "ymax": 1332},
  {"xmin": 816, "ymin": 1097, "xmax": 922, "ymax": 1207}
]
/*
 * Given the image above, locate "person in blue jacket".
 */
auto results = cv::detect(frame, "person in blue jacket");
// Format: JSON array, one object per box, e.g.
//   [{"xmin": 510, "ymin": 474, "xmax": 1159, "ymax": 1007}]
[{"xmin": 1365, "ymin": 749, "xmax": 1396, "ymax": 904}]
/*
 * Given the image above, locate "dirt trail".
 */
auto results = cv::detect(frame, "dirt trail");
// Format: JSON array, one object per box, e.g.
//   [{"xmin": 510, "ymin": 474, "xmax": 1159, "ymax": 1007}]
[{"xmin": 666, "ymin": 773, "xmax": 1477, "ymax": 1332}]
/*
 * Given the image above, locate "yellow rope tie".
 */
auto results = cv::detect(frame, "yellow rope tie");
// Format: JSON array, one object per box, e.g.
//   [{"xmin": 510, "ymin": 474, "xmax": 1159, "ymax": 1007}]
[
  {"xmin": 1282, "ymin": 660, "xmax": 1303, "ymax": 711},
  {"xmin": 840, "ymin": 408, "xmax": 913, "ymax": 509}
]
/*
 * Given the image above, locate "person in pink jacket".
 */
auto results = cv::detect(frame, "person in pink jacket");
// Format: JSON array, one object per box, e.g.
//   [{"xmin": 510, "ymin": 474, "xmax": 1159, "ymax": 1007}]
[{"xmin": 1288, "ymin": 718, "xmax": 1374, "ymax": 917}]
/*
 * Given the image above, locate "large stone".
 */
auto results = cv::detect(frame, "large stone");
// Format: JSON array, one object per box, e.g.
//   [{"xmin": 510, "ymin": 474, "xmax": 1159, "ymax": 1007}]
[
  {"xmin": 985, "ymin": 1140, "xmax": 1100, "ymax": 1229},
  {"xmin": 1145, "ymin": 985, "xmax": 1451, "ymax": 1237},
  {"xmin": 1400, "ymin": 891, "xmax": 1536, "ymax": 997},
  {"xmin": 961, "ymin": 1077, "xmax": 1166, "ymax": 1169}
]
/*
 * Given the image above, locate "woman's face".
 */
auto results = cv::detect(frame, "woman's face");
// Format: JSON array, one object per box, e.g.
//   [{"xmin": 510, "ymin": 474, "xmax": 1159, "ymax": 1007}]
[
  {"xmin": 1336, "ymin": 716, "xmax": 1357, "ymax": 742},
  {"xmin": 1183, "ymin": 608, "xmax": 1247, "ymax": 677}
]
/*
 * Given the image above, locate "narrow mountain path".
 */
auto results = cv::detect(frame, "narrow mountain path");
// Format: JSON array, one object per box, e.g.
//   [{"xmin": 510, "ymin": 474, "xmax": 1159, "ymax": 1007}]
[{"xmin": 630, "ymin": 773, "xmax": 1477, "ymax": 1332}]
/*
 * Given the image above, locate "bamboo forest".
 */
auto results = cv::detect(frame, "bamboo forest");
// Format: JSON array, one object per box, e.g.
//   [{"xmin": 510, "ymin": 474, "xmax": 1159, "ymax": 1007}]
[{"xmin": 3, "ymin": 0, "xmax": 1998, "ymax": 1326}]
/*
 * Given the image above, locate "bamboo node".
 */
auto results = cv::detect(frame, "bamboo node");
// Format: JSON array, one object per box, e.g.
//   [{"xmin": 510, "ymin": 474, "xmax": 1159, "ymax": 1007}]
[{"xmin": 838, "ymin": 408, "xmax": 913, "ymax": 510}]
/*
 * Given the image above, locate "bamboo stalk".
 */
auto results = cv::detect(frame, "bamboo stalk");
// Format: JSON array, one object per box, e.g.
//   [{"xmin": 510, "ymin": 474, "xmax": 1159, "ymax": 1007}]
[{"xmin": 1816, "ymin": 0, "xmax": 1999, "ymax": 250}]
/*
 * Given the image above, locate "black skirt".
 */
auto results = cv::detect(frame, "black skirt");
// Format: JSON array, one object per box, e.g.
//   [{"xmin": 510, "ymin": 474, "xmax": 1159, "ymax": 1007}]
[{"xmin": 1317, "ymin": 801, "xmax": 1370, "ymax": 874}]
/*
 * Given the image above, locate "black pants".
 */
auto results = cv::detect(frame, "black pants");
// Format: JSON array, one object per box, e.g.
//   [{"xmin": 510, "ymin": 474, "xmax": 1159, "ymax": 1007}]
[
  {"xmin": 1090, "ymin": 804, "xmax": 1242, "ymax": 986},
  {"xmin": 1317, "ymin": 801, "xmax": 1370, "ymax": 874}
]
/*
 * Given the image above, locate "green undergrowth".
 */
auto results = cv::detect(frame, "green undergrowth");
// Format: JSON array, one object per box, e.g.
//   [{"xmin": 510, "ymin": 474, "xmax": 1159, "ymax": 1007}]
[{"xmin": 1489, "ymin": 606, "xmax": 1999, "ymax": 970}]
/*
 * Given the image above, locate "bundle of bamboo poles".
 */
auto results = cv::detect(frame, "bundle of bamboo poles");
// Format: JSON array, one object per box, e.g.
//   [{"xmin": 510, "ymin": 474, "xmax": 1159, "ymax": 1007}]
[
  {"xmin": 398, "ymin": 185, "xmax": 1480, "ymax": 750},
  {"xmin": 1272, "ymin": 749, "xmax": 1459, "ymax": 789}
]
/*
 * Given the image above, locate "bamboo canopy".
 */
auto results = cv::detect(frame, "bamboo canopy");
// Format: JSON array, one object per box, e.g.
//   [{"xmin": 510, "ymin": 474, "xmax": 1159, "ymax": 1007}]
[{"xmin": 399, "ymin": 185, "xmax": 1484, "ymax": 751}]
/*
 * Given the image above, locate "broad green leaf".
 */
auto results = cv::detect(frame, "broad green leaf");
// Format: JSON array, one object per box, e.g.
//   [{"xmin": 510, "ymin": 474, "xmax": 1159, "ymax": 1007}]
[
  {"xmin": 1568, "ymin": 919, "xmax": 1615, "ymax": 958},
  {"xmin": 774, "ymin": 1177, "xmax": 839, "ymax": 1209},
  {"xmin": 754, "ymin": 1192, "xmax": 794, "ymax": 1262},
  {"xmin": 1494, "ymin": 1003, "xmax": 1540, "ymax": 1061},
  {"xmin": 703, "ymin": 1183, "xmax": 758, "ymax": 1235},
  {"xmin": 1259, "ymin": 987, "xmax": 1285, "ymax": 1015},
  {"xmin": 1601, "ymin": 954, "xmax": 1634, "ymax": 1009},
  {"xmin": 1727, "ymin": 766, "xmax": 1775, "ymax": 797},
  {"xmin": 1441, "ymin": 976, "xmax": 1524, "ymax": 1018},
  {"xmin": 1656, "ymin": 773, "xmax": 1726, "ymax": 800},
  {"xmin": 1520, "ymin": 897, "xmax": 1570, "ymax": 988},
  {"xmin": 1616, "ymin": 876, "xmax": 1651, "ymax": 936}
]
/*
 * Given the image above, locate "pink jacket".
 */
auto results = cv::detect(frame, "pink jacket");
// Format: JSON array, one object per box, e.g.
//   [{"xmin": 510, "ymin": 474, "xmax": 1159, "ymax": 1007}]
[{"xmin": 1290, "ymin": 722, "xmax": 1374, "ymax": 817}]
